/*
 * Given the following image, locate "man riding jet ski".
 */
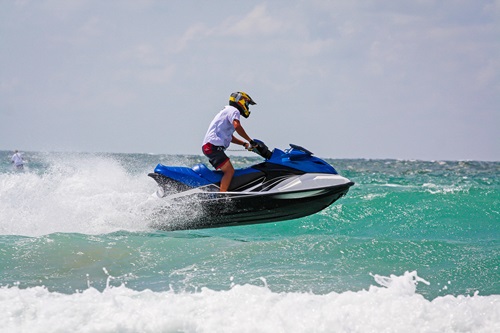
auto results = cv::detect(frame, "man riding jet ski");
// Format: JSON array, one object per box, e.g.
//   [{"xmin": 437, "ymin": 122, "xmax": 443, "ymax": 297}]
[
  {"xmin": 202, "ymin": 91, "xmax": 258, "ymax": 192},
  {"xmin": 148, "ymin": 141, "xmax": 354, "ymax": 231},
  {"xmin": 148, "ymin": 91, "xmax": 353, "ymax": 230}
]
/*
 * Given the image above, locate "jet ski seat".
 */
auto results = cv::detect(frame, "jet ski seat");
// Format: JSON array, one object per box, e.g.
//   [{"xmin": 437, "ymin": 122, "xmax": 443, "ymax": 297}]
[
  {"xmin": 192, "ymin": 164, "xmax": 220, "ymax": 183},
  {"xmin": 192, "ymin": 163, "xmax": 265, "ymax": 191}
]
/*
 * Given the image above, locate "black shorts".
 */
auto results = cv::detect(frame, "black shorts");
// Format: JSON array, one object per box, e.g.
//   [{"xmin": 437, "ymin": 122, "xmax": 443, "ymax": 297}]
[{"xmin": 202, "ymin": 143, "xmax": 229, "ymax": 170}]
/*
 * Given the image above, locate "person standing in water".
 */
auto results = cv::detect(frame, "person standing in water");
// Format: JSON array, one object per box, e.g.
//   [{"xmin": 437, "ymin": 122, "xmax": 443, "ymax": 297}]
[
  {"xmin": 11, "ymin": 150, "xmax": 24, "ymax": 170},
  {"xmin": 202, "ymin": 92, "xmax": 258, "ymax": 192}
]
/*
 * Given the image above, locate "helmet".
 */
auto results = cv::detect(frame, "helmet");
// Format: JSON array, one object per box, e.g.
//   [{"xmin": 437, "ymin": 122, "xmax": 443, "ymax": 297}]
[{"xmin": 229, "ymin": 91, "xmax": 256, "ymax": 118}]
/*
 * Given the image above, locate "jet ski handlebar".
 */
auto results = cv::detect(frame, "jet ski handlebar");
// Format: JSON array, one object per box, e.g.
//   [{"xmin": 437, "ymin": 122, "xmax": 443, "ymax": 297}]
[{"xmin": 251, "ymin": 139, "xmax": 273, "ymax": 159}]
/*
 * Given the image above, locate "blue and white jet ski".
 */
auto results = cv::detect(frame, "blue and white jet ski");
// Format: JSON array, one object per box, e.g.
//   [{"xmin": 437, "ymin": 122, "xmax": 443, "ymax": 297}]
[{"xmin": 148, "ymin": 141, "xmax": 354, "ymax": 230}]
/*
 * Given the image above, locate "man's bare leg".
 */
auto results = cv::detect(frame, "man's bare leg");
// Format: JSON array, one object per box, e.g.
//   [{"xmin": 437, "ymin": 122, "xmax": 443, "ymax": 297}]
[{"xmin": 219, "ymin": 160, "xmax": 235, "ymax": 192}]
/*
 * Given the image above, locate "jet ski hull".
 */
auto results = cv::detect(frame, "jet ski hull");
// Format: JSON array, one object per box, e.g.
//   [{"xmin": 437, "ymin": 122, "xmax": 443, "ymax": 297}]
[{"xmin": 149, "ymin": 182, "xmax": 353, "ymax": 231}]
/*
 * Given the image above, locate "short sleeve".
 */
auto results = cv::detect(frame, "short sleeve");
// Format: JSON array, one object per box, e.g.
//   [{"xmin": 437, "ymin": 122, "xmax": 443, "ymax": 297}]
[{"xmin": 229, "ymin": 108, "xmax": 240, "ymax": 123}]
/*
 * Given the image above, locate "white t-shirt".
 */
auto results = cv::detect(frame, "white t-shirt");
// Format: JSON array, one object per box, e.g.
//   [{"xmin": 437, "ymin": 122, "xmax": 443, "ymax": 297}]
[
  {"xmin": 11, "ymin": 153, "xmax": 23, "ymax": 166},
  {"xmin": 203, "ymin": 105, "xmax": 240, "ymax": 148}
]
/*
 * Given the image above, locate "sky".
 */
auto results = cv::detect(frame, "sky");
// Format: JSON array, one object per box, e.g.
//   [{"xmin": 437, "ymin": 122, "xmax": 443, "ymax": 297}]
[{"xmin": 1, "ymin": 0, "xmax": 499, "ymax": 161}]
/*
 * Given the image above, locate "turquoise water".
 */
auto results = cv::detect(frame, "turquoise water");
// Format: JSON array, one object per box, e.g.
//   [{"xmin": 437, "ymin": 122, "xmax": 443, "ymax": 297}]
[{"xmin": 0, "ymin": 150, "xmax": 499, "ymax": 332}]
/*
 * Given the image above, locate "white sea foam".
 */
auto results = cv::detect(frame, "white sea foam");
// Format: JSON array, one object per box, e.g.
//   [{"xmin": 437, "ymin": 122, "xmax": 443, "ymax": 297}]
[
  {"xmin": 0, "ymin": 271, "xmax": 498, "ymax": 333},
  {"xmin": 0, "ymin": 154, "xmax": 162, "ymax": 236},
  {"xmin": 422, "ymin": 183, "xmax": 468, "ymax": 195}
]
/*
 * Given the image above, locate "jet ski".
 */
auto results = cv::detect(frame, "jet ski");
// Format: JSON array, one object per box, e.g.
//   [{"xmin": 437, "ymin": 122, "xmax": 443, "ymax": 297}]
[{"xmin": 148, "ymin": 141, "xmax": 354, "ymax": 231}]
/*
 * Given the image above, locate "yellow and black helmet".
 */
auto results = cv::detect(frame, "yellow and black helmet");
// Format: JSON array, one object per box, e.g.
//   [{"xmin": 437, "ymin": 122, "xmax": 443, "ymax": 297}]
[{"xmin": 229, "ymin": 91, "xmax": 256, "ymax": 118}]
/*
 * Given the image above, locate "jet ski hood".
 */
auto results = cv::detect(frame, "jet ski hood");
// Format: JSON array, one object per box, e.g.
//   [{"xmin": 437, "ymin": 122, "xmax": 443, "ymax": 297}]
[{"xmin": 264, "ymin": 143, "xmax": 338, "ymax": 174}]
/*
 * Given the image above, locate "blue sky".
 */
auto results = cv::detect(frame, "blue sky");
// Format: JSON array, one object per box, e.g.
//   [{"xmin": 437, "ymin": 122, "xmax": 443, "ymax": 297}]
[{"xmin": 1, "ymin": 0, "xmax": 499, "ymax": 160}]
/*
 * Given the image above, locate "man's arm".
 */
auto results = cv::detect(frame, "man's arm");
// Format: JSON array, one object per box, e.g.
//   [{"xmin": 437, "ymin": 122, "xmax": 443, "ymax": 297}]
[{"xmin": 233, "ymin": 119, "xmax": 254, "ymax": 144}]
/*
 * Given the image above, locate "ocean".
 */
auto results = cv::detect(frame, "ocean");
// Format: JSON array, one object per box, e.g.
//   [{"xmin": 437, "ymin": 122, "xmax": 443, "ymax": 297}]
[{"xmin": 0, "ymin": 150, "xmax": 498, "ymax": 332}]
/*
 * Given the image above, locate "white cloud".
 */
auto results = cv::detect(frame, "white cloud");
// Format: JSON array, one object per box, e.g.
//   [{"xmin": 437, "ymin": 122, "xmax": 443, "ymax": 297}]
[
  {"xmin": 70, "ymin": 16, "xmax": 107, "ymax": 47},
  {"xmin": 216, "ymin": 4, "xmax": 289, "ymax": 37},
  {"xmin": 170, "ymin": 24, "xmax": 209, "ymax": 53},
  {"xmin": 298, "ymin": 38, "xmax": 335, "ymax": 57},
  {"xmin": 124, "ymin": 44, "xmax": 163, "ymax": 66}
]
